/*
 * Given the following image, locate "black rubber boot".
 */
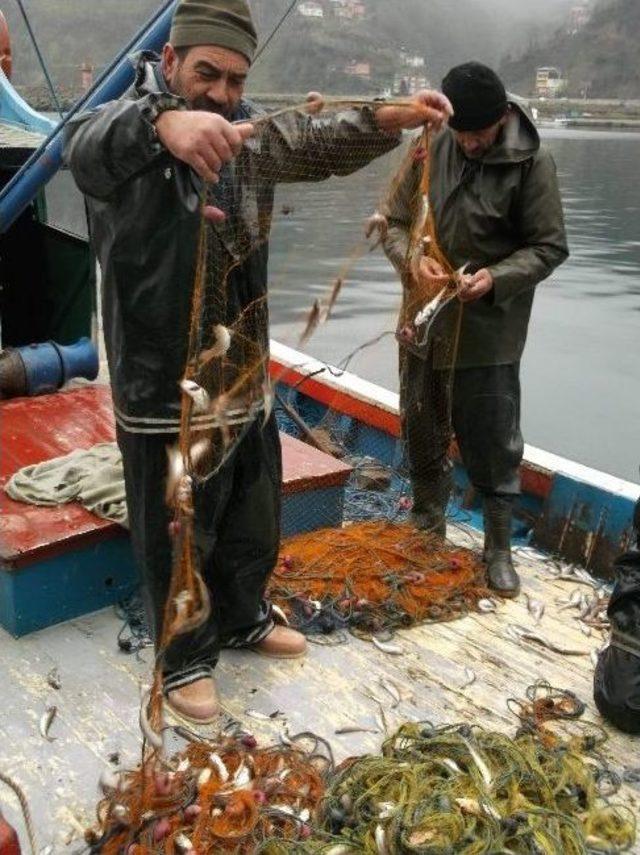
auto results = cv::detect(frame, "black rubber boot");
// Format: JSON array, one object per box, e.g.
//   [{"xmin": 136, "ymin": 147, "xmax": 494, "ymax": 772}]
[
  {"xmin": 410, "ymin": 473, "xmax": 451, "ymax": 539},
  {"xmin": 483, "ymin": 495, "xmax": 520, "ymax": 598}
]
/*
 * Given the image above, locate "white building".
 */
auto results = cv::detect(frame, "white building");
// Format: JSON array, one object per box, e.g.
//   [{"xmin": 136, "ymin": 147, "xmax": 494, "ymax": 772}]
[
  {"xmin": 405, "ymin": 55, "xmax": 425, "ymax": 69},
  {"xmin": 299, "ymin": 2, "xmax": 324, "ymax": 18}
]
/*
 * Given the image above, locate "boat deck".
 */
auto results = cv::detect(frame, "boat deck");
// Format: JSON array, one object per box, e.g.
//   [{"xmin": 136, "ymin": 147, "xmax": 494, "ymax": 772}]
[{"xmin": 1, "ymin": 535, "xmax": 638, "ymax": 852}]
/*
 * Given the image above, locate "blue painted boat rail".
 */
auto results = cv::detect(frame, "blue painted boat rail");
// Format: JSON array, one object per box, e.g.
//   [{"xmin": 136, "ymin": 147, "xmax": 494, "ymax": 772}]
[
  {"xmin": 0, "ymin": 68, "xmax": 56, "ymax": 135},
  {"xmin": 269, "ymin": 339, "xmax": 640, "ymax": 578},
  {"xmin": 0, "ymin": 0, "xmax": 176, "ymax": 234}
]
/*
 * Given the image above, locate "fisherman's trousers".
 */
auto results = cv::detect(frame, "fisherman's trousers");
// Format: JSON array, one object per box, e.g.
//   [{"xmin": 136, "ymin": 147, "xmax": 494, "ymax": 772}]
[
  {"xmin": 401, "ymin": 351, "xmax": 524, "ymax": 501},
  {"xmin": 117, "ymin": 414, "xmax": 281, "ymax": 692}
]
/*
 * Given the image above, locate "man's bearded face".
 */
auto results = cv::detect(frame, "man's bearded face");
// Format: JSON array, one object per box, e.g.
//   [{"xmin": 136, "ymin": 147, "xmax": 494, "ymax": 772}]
[{"xmin": 164, "ymin": 44, "xmax": 249, "ymax": 117}]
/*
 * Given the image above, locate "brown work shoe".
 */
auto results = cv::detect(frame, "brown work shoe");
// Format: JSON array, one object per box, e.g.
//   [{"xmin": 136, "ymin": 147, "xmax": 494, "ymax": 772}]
[
  {"xmin": 252, "ymin": 625, "xmax": 307, "ymax": 659},
  {"xmin": 165, "ymin": 677, "xmax": 220, "ymax": 724}
]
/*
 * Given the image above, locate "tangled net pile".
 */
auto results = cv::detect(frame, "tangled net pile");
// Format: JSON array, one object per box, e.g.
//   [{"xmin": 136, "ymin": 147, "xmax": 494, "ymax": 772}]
[
  {"xmin": 269, "ymin": 521, "xmax": 491, "ymax": 637},
  {"xmin": 257, "ymin": 685, "xmax": 637, "ymax": 855},
  {"xmin": 90, "ymin": 675, "xmax": 636, "ymax": 855},
  {"xmin": 88, "ymin": 730, "xmax": 333, "ymax": 853}
]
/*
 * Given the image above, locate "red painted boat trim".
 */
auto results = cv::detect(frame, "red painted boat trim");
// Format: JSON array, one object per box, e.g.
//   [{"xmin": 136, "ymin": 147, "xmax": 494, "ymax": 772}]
[
  {"xmin": 1, "ymin": 386, "xmax": 352, "ymax": 569},
  {"xmin": 270, "ymin": 358, "xmax": 402, "ymax": 438},
  {"xmin": 269, "ymin": 356, "xmax": 554, "ymax": 500}
]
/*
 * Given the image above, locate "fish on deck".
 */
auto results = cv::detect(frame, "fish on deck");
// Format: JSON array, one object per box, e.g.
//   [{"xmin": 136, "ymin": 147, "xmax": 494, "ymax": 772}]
[{"xmin": 0, "ymin": 529, "xmax": 638, "ymax": 851}]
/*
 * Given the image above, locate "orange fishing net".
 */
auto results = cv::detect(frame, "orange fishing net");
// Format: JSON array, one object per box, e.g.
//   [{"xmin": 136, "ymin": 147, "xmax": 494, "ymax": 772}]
[
  {"xmin": 270, "ymin": 520, "xmax": 491, "ymax": 637},
  {"xmin": 90, "ymin": 733, "xmax": 330, "ymax": 853}
]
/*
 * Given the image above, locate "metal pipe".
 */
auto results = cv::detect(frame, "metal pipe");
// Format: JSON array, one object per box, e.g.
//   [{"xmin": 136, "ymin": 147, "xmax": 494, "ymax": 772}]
[
  {"xmin": 15, "ymin": 0, "xmax": 63, "ymax": 118},
  {"xmin": 0, "ymin": 0, "xmax": 176, "ymax": 234}
]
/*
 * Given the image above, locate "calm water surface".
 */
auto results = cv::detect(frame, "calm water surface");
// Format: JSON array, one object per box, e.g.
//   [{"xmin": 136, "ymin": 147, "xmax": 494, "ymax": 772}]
[
  {"xmin": 48, "ymin": 128, "xmax": 640, "ymax": 482},
  {"xmin": 266, "ymin": 128, "xmax": 640, "ymax": 483}
]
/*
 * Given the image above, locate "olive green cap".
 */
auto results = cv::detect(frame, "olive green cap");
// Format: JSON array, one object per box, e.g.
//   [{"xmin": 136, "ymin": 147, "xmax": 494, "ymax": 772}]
[{"xmin": 169, "ymin": 0, "xmax": 258, "ymax": 64}]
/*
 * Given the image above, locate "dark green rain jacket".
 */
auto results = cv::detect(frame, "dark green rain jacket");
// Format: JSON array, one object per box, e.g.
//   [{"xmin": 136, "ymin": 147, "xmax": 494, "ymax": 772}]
[{"xmin": 383, "ymin": 100, "xmax": 569, "ymax": 368}]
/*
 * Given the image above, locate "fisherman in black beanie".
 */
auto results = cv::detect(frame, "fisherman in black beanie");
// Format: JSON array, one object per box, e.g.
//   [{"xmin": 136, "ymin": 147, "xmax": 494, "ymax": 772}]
[
  {"xmin": 65, "ymin": 0, "xmax": 453, "ymax": 725},
  {"xmin": 383, "ymin": 62, "xmax": 569, "ymax": 598}
]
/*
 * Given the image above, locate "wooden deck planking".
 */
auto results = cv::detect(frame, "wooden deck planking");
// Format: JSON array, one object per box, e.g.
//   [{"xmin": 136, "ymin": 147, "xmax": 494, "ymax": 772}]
[{"xmin": 0, "ymin": 532, "xmax": 639, "ymax": 851}]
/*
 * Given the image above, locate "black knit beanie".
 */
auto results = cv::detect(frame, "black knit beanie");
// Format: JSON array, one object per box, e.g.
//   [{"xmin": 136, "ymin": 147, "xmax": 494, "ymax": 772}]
[
  {"xmin": 170, "ymin": 0, "xmax": 258, "ymax": 64},
  {"xmin": 442, "ymin": 62, "xmax": 508, "ymax": 132}
]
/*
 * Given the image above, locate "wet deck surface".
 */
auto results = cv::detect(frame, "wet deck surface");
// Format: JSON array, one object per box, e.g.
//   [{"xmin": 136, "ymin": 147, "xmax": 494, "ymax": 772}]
[{"xmin": 1, "ymin": 528, "xmax": 639, "ymax": 852}]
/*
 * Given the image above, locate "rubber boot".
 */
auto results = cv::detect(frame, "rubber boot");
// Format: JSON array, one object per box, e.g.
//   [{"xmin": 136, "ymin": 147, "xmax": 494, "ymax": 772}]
[
  {"xmin": 410, "ymin": 471, "xmax": 451, "ymax": 539},
  {"xmin": 483, "ymin": 495, "xmax": 520, "ymax": 598}
]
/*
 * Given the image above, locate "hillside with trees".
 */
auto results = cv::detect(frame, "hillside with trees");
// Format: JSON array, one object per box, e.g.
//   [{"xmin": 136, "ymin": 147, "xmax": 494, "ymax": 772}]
[
  {"xmin": 500, "ymin": 0, "xmax": 640, "ymax": 98},
  {"xmin": 1, "ymin": 0, "xmax": 588, "ymax": 104}
]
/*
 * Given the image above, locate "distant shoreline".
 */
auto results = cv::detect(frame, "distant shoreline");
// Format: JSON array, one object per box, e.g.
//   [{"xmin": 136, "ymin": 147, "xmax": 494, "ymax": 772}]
[{"xmin": 27, "ymin": 88, "xmax": 640, "ymax": 131}]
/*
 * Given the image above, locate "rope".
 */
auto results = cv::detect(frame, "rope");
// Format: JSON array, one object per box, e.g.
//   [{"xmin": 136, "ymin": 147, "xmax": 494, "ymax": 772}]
[
  {"xmin": 14, "ymin": 0, "xmax": 63, "ymax": 118},
  {"xmin": 253, "ymin": 0, "xmax": 300, "ymax": 66},
  {"xmin": 0, "ymin": 770, "xmax": 38, "ymax": 855}
]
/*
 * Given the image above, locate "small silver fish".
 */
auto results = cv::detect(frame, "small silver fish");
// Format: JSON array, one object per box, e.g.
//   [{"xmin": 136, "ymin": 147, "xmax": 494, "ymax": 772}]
[
  {"xmin": 46, "ymin": 667, "xmax": 61, "ymax": 691},
  {"xmin": 335, "ymin": 725, "xmax": 380, "ymax": 735},
  {"xmin": 460, "ymin": 667, "xmax": 476, "ymax": 689},
  {"xmin": 460, "ymin": 736, "xmax": 493, "ymax": 789},
  {"xmin": 379, "ymin": 677, "xmax": 402, "ymax": 708},
  {"xmin": 414, "ymin": 286, "xmax": 448, "ymax": 327},
  {"xmin": 139, "ymin": 690, "xmax": 164, "ymax": 751},
  {"xmin": 372, "ymin": 637, "xmax": 404, "ymax": 656},
  {"xmin": 199, "ymin": 323, "xmax": 232, "ymax": 363},
  {"xmin": 271, "ymin": 603, "xmax": 290, "ymax": 626},
  {"xmin": 233, "ymin": 761, "xmax": 251, "ymax": 787},
  {"xmin": 578, "ymin": 621, "xmax": 592, "ymax": 637},
  {"xmin": 557, "ymin": 588, "xmax": 583, "ymax": 610},
  {"xmin": 325, "ymin": 277, "xmax": 344, "ymax": 319},
  {"xmin": 39, "ymin": 705, "xmax": 57, "ymax": 742},
  {"xmin": 477, "ymin": 598, "xmax": 498, "ymax": 613},
  {"xmin": 375, "ymin": 703, "xmax": 389, "ymax": 735},
  {"xmin": 245, "ymin": 708, "xmax": 283, "ymax": 721},
  {"xmin": 98, "ymin": 766, "xmax": 121, "ymax": 794},
  {"xmin": 175, "ymin": 833, "xmax": 194, "ymax": 853},
  {"xmin": 524, "ymin": 593, "xmax": 545, "ymax": 624},
  {"xmin": 209, "ymin": 752, "xmax": 229, "ymax": 783},
  {"xmin": 375, "ymin": 824, "xmax": 389, "ymax": 855},
  {"xmin": 179, "ymin": 378, "xmax": 211, "ymax": 414},
  {"xmin": 364, "ymin": 211, "xmax": 388, "ymax": 243},
  {"xmin": 438, "ymin": 757, "xmax": 463, "ymax": 775},
  {"xmin": 298, "ymin": 299, "xmax": 322, "ymax": 346},
  {"xmin": 506, "ymin": 623, "xmax": 587, "ymax": 656}
]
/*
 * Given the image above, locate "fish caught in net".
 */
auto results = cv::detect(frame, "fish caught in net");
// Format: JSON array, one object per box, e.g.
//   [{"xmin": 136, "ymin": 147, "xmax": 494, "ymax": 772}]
[
  {"xmin": 256, "ymin": 684, "xmax": 637, "ymax": 855},
  {"xmin": 87, "ymin": 729, "xmax": 334, "ymax": 853},
  {"xmin": 105, "ymin": 94, "xmax": 506, "ymax": 853},
  {"xmin": 269, "ymin": 521, "xmax": 492, "ymax": 639}
]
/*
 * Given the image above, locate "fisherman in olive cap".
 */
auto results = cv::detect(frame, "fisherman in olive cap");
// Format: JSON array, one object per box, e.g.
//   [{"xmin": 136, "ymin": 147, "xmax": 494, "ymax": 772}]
[
  {"xmin": 383, "ymin": 62, "xmax": 569, "ymax": 598},
  {"xmin": 65, "ymin": 0, "xmax": 453, "ymax": 723}
]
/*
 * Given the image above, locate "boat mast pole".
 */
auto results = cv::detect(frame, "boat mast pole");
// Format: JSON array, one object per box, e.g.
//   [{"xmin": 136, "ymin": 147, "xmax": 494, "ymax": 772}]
[{"xmin": 0, "ymin": 0, "xmax": 176, "ymax": 234}]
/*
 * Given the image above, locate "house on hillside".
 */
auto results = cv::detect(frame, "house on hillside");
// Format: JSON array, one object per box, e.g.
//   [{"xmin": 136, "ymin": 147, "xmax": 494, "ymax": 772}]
[
  {"xmin": 331, "ymin": 0, "xmax": 366, "ymax": 19},
  {"xmin": 299, "ymin": 2, "xmax": 324, "ymax": 18},
  {"xmin": 393, "ymin": 72, "xmax": 429, "ymax": 95},
  {"xmin": 344, "ymin": 60, "xmax": 371, "ymax": 79},
  {"xmin": 535, "ymin": 66, "xmax": 567, "ymax": 97},
  {"xmin": 399, "ymin": 49, "xmax": 425, "ymax": 69}
]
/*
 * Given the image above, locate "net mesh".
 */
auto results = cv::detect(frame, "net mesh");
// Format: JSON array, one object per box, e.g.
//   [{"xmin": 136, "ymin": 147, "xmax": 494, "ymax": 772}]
[
  {"xmin": 93, "ymin": 97, "xmax": 640, "ymax": 852},
  {"xmin": 144, "ymin": 97, "xmax": 476, "ymax": 739}
]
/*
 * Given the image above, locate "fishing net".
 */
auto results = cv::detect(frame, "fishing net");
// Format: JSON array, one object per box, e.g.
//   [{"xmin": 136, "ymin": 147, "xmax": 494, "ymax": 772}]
[
  {"xmin": 254, "ymin": 684, "xmax": 637, "ymax": 855},
  {"xmin": 269, "ymin": 521, "xmax": 491, "ymax": 638},
  {"xmin": 86, "ymin": 727, "xmax": 334, "ymax": 853},
  {"xmin": 153, "ymin": 99, "xmax": 468, "ymax": 720},
  {"xmin": 117, "ymin": 96, "xmax": 492, "ymax": 850},
  {"xmin": 90, "ymin": 683, "xmax": 637, "ymax": 854}
]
